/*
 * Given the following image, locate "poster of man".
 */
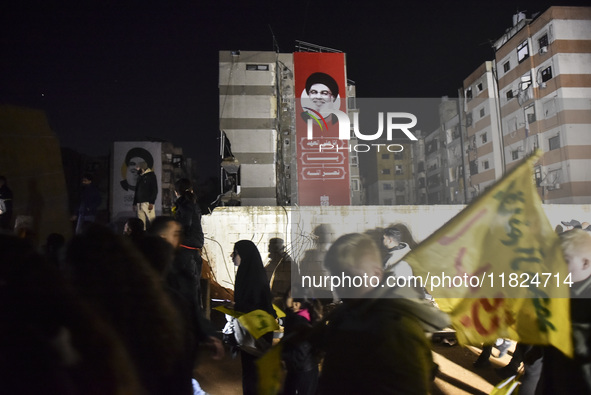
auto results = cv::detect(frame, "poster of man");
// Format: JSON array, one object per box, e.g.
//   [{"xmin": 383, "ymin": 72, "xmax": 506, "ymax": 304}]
[
  {"xmin": 119, "ymin": 147, "xmax": 154, "ymax": 192},
  {"xmin": 294, "ymin": 52, "xmax": 350, "ymax": 206},
  {"xmin": 111, "ymin": 142, "xmax": 162, "ymax": 226}
]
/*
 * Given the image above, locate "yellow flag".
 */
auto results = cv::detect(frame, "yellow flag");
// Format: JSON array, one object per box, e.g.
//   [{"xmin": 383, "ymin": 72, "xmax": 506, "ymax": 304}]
[
  {"xmin": 256, "ymin": 344, "xmax": 284, "ymax": 395},
  {"xmin": 238, "ymin": 309, "xmax": 280, "ymax": 340},
  {"xmin": 273, "ymin": 304, "xmax": 286, "ymax": 318},
  {"xmin": 405, "ymin": 151, "xmax": 573, "ymax": 357}
]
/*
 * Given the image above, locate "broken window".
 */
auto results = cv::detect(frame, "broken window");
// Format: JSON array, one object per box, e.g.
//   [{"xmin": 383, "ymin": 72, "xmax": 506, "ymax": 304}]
[{"xmin": 517, "ymin": 40, "xmax": 529, "ymax": 63}]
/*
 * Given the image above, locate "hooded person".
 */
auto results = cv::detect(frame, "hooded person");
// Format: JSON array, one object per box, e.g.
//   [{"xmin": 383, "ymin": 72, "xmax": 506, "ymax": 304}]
[
  {"xmin": 231, "ymin": 240, "xmax": 277, "ymax": 395},
  {"xmin": 234, "ymin": 240, "xmax": 276, "ymax": 317}
]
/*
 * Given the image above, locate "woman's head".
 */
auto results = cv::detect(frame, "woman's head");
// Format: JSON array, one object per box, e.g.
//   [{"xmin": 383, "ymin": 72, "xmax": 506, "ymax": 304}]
[
  {"xmin": 233, "ymin": 240, "xmax": 262, "ymax": 267},
  {"xmin": 174, "ymin": 178, "xmax": 195, "ymax": 201}
]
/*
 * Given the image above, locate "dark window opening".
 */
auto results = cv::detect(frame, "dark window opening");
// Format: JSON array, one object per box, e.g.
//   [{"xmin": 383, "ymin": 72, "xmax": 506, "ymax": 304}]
[
  {"xmin": 246, "ymin": 64, "xmax": 269, "ymax": 71},
  {"xmin": 549, "ymin": 135, "xmax": 560, "ymax": 151},
  {"xmin": 538, "ymin": 34, "xmax": 549, "ymax": 49},
  {"xmin": 541, "ymin": 66, "xmax": 553, "ymax": 82}
]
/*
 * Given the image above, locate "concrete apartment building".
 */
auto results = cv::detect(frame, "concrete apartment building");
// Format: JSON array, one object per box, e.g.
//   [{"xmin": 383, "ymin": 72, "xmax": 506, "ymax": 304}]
[
  {"xmin": 439, "ymin": 98, "xmax": 467, "ymax": 204},
  {"xmin": 218, "ymin": 46, "xmax": 364, "ymax": 206},
  {"xmin": 219, "ymin": 7, "xmax": 589, "ymax": 207},
  {"xmin": 363, "ymin": 145, "xmax": 415, "ymax": 205},
  {"xmin": 462, "ymin": 61, "xmax": 505, "ymax": 201},
  {"xmin": 453, "ymin": 6, "xmax": 591, "ymax": 204},
  {"xmin": 493, "ymin": 6, "xmax": 591, "ymax": 203}
]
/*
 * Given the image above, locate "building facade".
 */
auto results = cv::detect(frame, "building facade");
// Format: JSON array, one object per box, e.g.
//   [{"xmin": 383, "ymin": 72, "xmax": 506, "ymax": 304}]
[
  {"xmin": 218, "ymin": 47, "xmax": 364, "ymax": 206},
  {"xmin": 491, "ymin": 6, "xmax": 591, "ymax": 203}
]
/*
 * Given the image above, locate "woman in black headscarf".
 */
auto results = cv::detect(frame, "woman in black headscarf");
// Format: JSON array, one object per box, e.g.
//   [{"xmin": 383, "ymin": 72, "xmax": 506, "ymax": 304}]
[{"xmin": 232, "ymin": 240, "xmax": 276, "ymax": 395}]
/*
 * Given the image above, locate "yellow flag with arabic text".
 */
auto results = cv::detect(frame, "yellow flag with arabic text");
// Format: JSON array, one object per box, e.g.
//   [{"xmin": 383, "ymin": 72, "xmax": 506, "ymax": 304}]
[{"xmin": 405, "ymin": 151, "xmax": 573, "ymax": 357}]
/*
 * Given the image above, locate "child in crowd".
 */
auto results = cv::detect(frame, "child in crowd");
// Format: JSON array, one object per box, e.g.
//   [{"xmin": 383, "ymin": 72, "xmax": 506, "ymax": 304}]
[{"xmin": 282, "ymin": 291, "xmax": 322, "ymax": 395}]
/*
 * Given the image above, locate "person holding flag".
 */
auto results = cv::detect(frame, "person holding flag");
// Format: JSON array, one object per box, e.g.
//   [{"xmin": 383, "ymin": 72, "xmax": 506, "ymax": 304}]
[{"xmin": 231, "ymin": 240, "xmax": 277, "ymax": 395}]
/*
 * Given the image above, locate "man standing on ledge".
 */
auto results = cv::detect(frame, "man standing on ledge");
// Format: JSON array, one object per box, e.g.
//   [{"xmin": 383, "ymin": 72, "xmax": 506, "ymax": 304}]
[{"xmin": 133, "ymin": 161, "xmax": 158, "ymax": 229}]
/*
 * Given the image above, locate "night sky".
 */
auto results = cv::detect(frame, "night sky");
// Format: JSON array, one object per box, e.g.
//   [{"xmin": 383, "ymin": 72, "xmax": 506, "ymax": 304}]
[{"xmin": 1, "ymin": 0, "xmax": 588, "ymax": 181}]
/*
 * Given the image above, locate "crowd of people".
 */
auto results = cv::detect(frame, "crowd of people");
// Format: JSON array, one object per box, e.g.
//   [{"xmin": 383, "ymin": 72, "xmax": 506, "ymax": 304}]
[{"xmin": 2, "ymin": 169, "xmax": 591, "ymax": 394}]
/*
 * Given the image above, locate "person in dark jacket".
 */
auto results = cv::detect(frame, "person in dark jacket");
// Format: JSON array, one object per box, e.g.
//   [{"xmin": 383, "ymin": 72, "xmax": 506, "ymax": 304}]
[
  {"xmin": 74, "ymin": 173, "xmax": 101, "ymax": 234},
  {"xmin": 133, "ymin": 161, "xmax": 158, "ymax": 229},
  {"xmin": 232, "ymin": 240, "xmax": 277, "ymax": 395},
  {"xmin": 171, "ymin": 179, "xmax": 204, "ymax": 313},
  {"xmin": 315, "ymin": 233, "xmax": 450, "ymax": 394}
]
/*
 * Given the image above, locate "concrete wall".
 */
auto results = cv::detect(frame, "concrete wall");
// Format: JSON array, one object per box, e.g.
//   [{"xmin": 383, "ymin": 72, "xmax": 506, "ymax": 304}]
[{"xmin": 202, "ymin": 204, "xmax": 591, "ymax": 292}]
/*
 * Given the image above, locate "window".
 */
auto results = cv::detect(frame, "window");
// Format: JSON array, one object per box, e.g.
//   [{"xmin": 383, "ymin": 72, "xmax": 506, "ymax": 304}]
[
  {"xmin": 426, "ymin": 140, "xmax": 438, "ymax": 155},
  {"xmin": 549, "ymin": 135, "xmax": 560, "ymax": 151},
  {"xmin": 383, "ymin": 198, "xmax": 393, "ymax": 205},
  {"xmin": 512, "ymin": 150, "xmax": 519, "ymax": 160},
  {"xmin": 520, "ymin": 72, "xmax": 532, "ymax": 91},
  {"xmin": 525, "ymin": 104, "xmax": 536, "ymax": 124},
  {"xmin": 351, "ymin": 179, "xmax": 360, "ymax": 191},
  {"xmin": 538, "ymin": 33, "xmax": 549, "ymax": 49},
  {"xmin": 466, "ymin": 112, "xmax": 473, "ymax": 127},
  {"xmin": 477, "ymin": 83, "xmax": 483, "ymax": 92},
  {"xmin": 381, "ymin": 154, "xmax": 390, "ymax": 159},
  {"xmin": 506, "ymin": 89, "xmax": 514, "ymax": 99},
  {"xmin": 351, "ymin": 156, "xmax": 359, "ymax": 166},
  {"xmin": 469, "ymin": 160, "xmax": 478, "ymax": 175},
  {"xmin": 503, "ymin": 61, "xmax": 511, "ymax": 73},
  {"xmin": 381, "ymin": 168, "xmax": 391, "ymax": 175},
  {"xmin": 418, "ymin": 162, "xmax": 425, "ymax": 172},
  {"xmin": 395, "ymin": 165, "xmax": 403, "ymax": 175},
  {"xmin": 383, "ymin": 183, "xmax": 393, "ymax": 190},
  {"xmin": 466, "ymin": 87, "xmax": 473, "ymax": 101},
  {"xmin": 541, "ymin": 66, "xmax": 553, "ymax": 82},
  {"xmin": 481, "ymin": 133, "xmax": 488, "ymax": 144},
  {"xmin": 517, "ymin": 40, "xmax": 529, "ymax": 63},
  {"xmin": 394, "ymin": 152, "xmax": 403, "ymax": 160},
  {"xmin": 246, "ymin": 64, "xmax": 269, "ymax": 71},
  {"xmin": 480, "ymin": 108, "xmax": 485, "ymax": 118},
  {"xmin": 483, "ymin": 160, "xmax": 490, "ymax": 170}
]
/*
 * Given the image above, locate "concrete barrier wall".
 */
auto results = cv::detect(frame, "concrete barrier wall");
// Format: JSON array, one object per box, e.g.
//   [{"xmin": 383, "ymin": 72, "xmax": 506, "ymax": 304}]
[{"xmin": 202, "ymin": 204, "xmax": 591, "ymax": 292}]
